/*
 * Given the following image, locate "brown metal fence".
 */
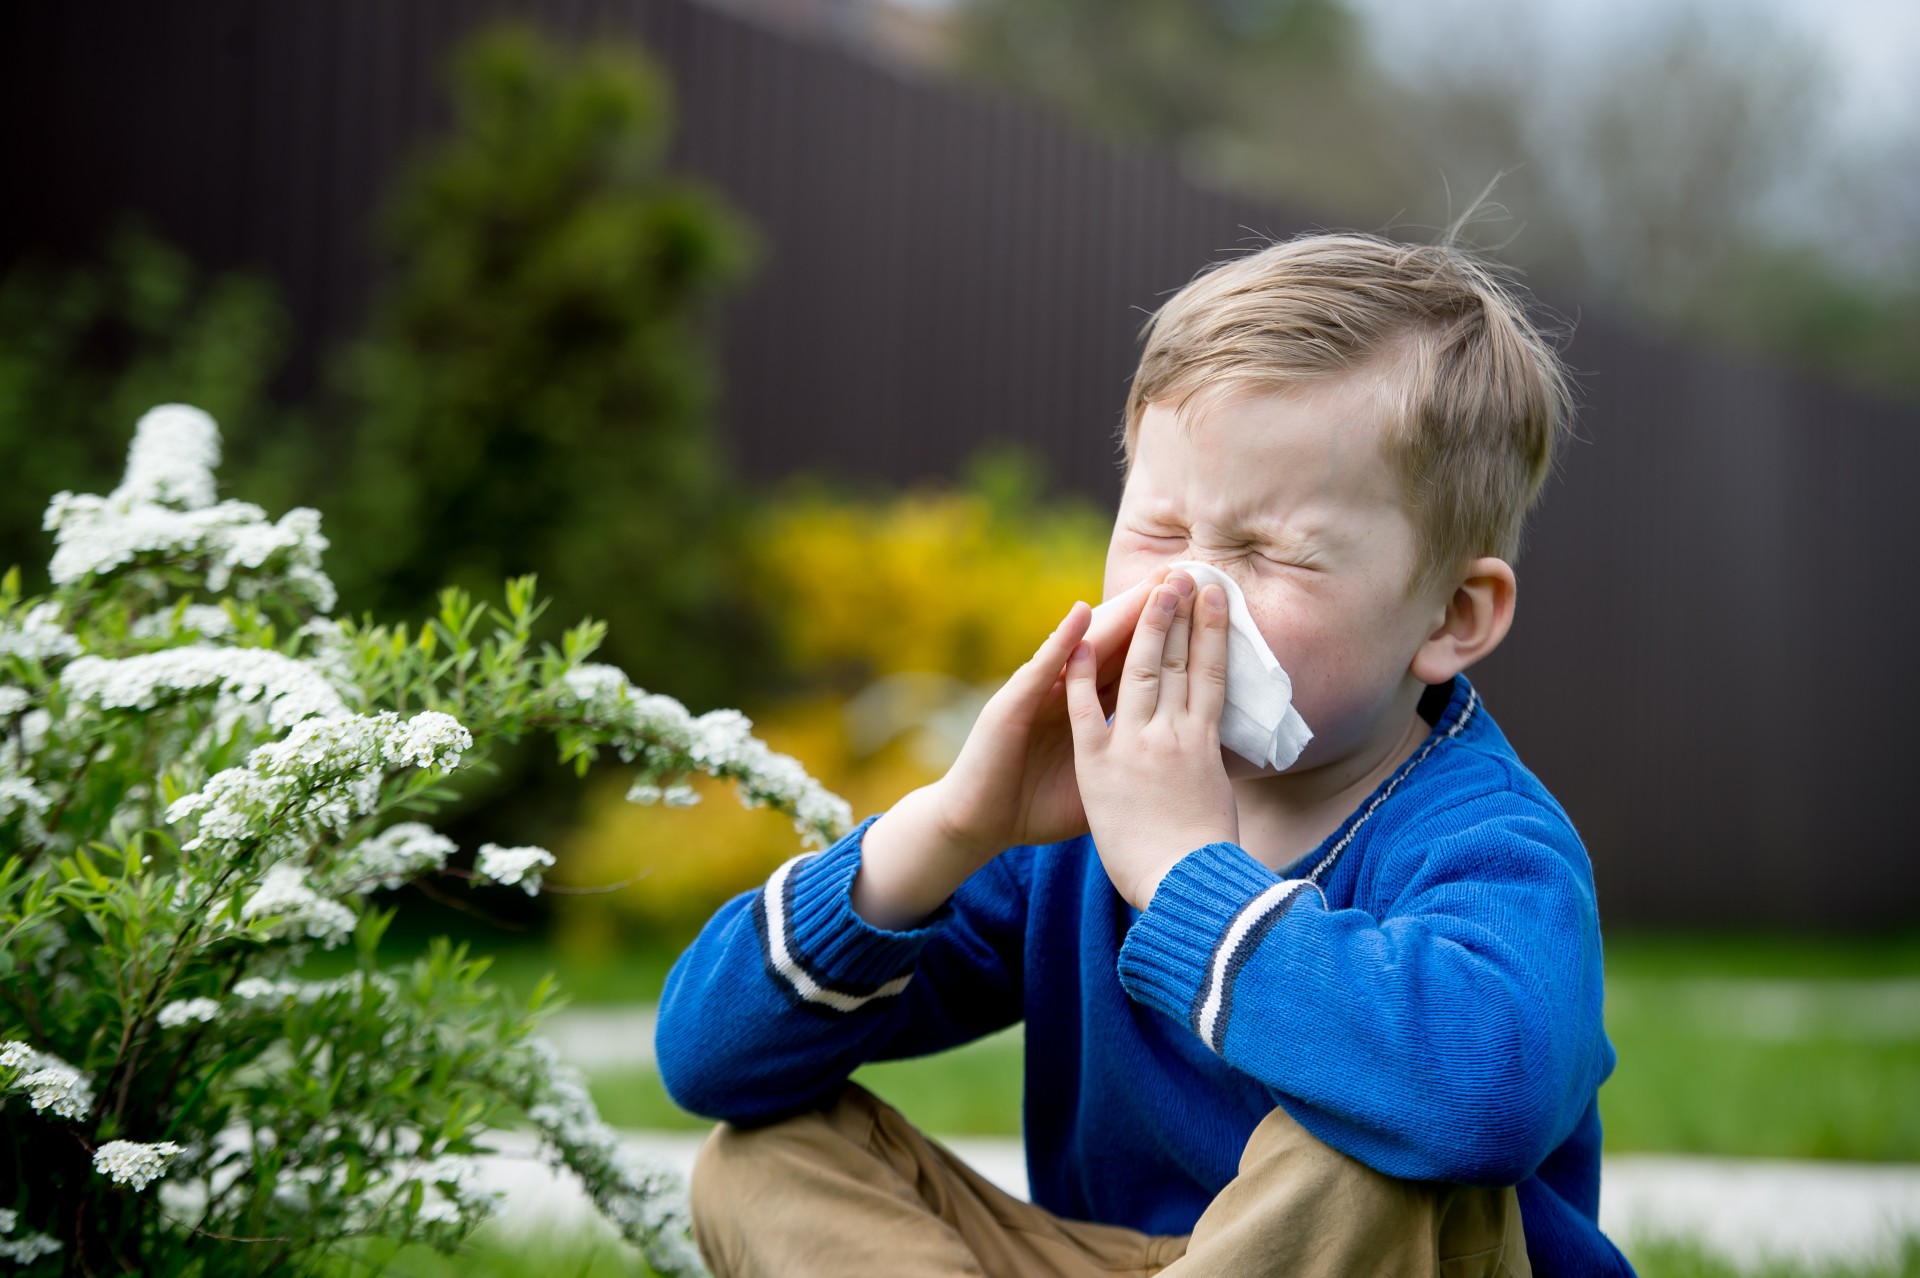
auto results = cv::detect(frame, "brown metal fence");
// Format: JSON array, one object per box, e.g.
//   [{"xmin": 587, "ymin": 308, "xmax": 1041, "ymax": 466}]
[{"xmin": 3, "ymin": 0, "xmax": 1916, "ymax": 928}]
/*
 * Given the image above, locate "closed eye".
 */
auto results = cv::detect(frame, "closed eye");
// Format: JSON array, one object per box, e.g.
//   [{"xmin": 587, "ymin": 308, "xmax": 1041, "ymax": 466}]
[{"xmin": 1132, "ymin": 527, "xmax": 1317, "ymax": 570}]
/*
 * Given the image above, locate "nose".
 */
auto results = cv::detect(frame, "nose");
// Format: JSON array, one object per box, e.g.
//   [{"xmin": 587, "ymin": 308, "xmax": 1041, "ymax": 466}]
[{"xmin": 1166, "ymin": 551, "xmax": 1251, "ymax": 593}]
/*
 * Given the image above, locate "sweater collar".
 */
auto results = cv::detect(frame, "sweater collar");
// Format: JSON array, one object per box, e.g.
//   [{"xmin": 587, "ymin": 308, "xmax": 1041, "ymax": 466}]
[{"xmin": 1280, "ymin": 673, "xmax": 1481, "ymax": 885}]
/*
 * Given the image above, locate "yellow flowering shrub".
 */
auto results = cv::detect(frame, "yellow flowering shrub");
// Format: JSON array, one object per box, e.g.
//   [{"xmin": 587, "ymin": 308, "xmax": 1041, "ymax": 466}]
[
  {"xmin": 552, "ymin": 479, "xmax": 1111, "ymax": 948},
  {"xmin": 744, "ymin": 482, "xmax": 1111, "ymax": 682}
]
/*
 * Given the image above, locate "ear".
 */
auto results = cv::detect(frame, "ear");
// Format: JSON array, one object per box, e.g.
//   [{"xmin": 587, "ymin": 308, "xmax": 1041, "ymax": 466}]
[{"xmin": 1409, "ymin": 557, "xmax": 1516, "ymax": 685}]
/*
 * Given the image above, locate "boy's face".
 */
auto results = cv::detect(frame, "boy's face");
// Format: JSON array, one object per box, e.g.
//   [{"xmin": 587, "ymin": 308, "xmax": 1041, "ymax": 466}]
[{"xmin": 1102, "ymin": 372, "xmax": 1449, "ymax": 778}]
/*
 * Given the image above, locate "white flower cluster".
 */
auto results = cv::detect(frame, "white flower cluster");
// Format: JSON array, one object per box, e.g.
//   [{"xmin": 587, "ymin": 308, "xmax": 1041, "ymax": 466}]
[
  {"xmin": 240, "ymin": 864, "xmax": 358, "ymax": 947},
  {"xmin": 63, "ymin": 645, "xmax": 348, "ymax": 731},
  {"xmin": 230, "ymin": 971, "xmax": 398, "ymax": 1007},
  {"xmin": 256, "ymin": 709, "xmax": 469, "ymax": 777},
  {"xmin": 331, "ymin": 821, "xmax": 457, "ymax": 893},
  {"xmin": 627, "ymin": 780, "xmax": 701, "ymax": 807},
  {"xmin": 731, "ymin": 751, "xmax": 852, "ymax": 850},
  {"xmin": 407, "ymin": 1153, "xmax": 500, "ymax": 1227},
  {"xmin": 0, "ymin": 1206, "xmax": 62, "ymax": 1263},
  {"xmin": 294, "ymin": 615, "xmax": 356, "ymax": 695},
  {"xmin": 475, "ymin": 843, "xmax": 556, "ymax": 896},
  {"xmin": 517, "ymin": 1038, "xmax": 705, "ymax": 1277},
  {"xmin": 166, "ymin": 709, "xmax": 472, "ymax": 854},
  {"xmin": 118, "ymin": 404, "xmax": 221, "ymax": 508},
  {"xmin": 41, "ymin": 405, "xmax": 337, "ymax": 611},
  {"xmin": 261, "ymin": 1130, "xmax": 498, "ymax": 1235},
  {"xmin": 7, "ymin": 707, "xmax": 50, "ymax": 755},
  {"xmin": 157, "ymin": 972, "xmax": 399, "ymax": 1041},
  {"xmin": 155, "ymin": 997, "xmax": 222, "ymax": 1028},
  {"xmin": 93, "ymin": 1140, "xmax": 184, "ymax": 1191},
  {"xmin": 0, "ymin": 775, "xmax": 51, "ymax": 826},
  {"xmin": 553, "ymin": 661, "xmax": 852, "ymax": 851},
  {"xmin": 681, "ymin": 706, "xmax": 851, "ymax": 845},
  {"xmin": 1, "ymin": 1040, "xmax": 95, "ymax": 1120},
  {"xmin": 0, "ymin": 688, "xmax": 52, "ymax": 836},
  {"xmin": 0, "ymin": 601, "xmax": 82, "ymax": 663},
  {"xmin": 685, "ymin": 708, "xmax": 754, "ymax": 768},
  {"xmin": 130, "ymin": 603, "xmax": 235, "ymax": 640},
  {"xmin": 383, "ymin": 711, "xmax": 471, "ymax": 771}
]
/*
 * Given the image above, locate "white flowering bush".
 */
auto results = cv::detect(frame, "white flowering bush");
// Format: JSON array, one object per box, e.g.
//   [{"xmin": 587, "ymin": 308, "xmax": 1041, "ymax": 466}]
[{"xmin": 0, "ymin": 405, "xmax": 853, "ymax": 1274}]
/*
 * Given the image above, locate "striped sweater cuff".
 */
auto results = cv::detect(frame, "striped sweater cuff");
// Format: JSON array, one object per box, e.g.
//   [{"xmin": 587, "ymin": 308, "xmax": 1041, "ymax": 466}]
[
  {"xmin": 1117, "ymin": 841, "xmax": 1324, "ymax": 1054},
  {"xmin": 752, "ymin": 813, "xmax": 948, "ymax": 1014}
]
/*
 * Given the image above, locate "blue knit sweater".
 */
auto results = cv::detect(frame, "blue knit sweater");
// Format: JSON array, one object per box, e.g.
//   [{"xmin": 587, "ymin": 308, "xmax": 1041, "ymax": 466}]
[{"xmin": 657, "ymin": 674, "xmax": 1634, "ymax": 1276}]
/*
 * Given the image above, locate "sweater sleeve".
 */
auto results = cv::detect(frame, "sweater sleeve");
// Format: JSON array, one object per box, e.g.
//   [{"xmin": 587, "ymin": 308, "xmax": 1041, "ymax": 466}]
[
  {"xmin": 1114, "ymin": 791, "xmax": 1610, "ymax": 1186},
  {"xmin": 655, "ymin": 813, "xmax": 1029, "ymax": 1125}
]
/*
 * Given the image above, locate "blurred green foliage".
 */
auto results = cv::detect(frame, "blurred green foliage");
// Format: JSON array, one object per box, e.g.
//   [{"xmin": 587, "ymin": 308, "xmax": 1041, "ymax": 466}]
[
  {"xmin": 0, "ymin": 222, "xmax": 302, "ymax": 591},
  {"xmin": 321, "ymin": 24, "xmax": 768, "ymax": 714}
]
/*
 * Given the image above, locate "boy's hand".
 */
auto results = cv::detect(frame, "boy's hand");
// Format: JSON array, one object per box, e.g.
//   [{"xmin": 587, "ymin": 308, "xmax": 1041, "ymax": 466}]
[
  {"xmin": 931, "ymin": 567, "xmax": 1173, "ymax": 855},
  {"xmin": 1064, "ymin": 573, "xmax": 1238, "ymax": 910},
  {"xmin": 853, "ymin": 569, "xmax": 1175, "ymax": 930}
]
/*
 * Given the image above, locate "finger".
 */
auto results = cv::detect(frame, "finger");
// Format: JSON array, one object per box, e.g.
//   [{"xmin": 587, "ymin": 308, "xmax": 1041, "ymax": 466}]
[
  {"xmin": 1085, "ymin": 570, "xmax": 1171, "ymax": 719},
  {"xmin": 1086, "ymin": 568, "xmax": 1173, "ymax": 677},
  {"xmin": 1021, "ymin": 600, "xmax": 1091, "ymax": 694},
  {"xmin": 1116, "ymin": 583, "xmax": 1179, "ymax": 729},
  {"xmin": 1061, "ymin": 639, "xmax": 1108, "ymax": 753},
  {"xmin": 1155, "ymin": 573, "xmax": 1195, "ymax": 718},
  {"xmin": 1189, "ymin": 583, "xmax": 1230, "ymax": 728}
]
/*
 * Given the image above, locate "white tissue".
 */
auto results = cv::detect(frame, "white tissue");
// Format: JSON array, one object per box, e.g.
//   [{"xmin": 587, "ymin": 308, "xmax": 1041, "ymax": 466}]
[{"xmin": 1091, "ymin": 560, "xmax": 1314, "ymax": 771}]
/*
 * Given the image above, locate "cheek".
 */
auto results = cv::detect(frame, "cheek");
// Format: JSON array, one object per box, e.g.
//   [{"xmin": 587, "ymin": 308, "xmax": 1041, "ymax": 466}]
[
  {"xmin": 1245, "ymin": 593, "xmax": 1332, "ymax": 683},
  {"xmin": 1102, "ymin": 542, "xmax": 1165, "ymax": 603},
  {"xmin": 1242, "ymin": 589, "xmax": 1370, "ymax": 722}
]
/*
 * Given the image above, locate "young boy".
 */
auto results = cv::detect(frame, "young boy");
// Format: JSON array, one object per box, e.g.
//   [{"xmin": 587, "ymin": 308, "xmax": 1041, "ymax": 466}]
[{"xmin": 656, "ymin": 232, "xmax": 1632, "ymax": 1276}]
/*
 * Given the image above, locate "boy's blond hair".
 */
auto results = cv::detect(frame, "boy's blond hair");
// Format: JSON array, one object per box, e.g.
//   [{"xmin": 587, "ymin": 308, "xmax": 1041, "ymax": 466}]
[{"xmin": 1121, "ymin": 231, "xmax": 1575, "ymax": 600}]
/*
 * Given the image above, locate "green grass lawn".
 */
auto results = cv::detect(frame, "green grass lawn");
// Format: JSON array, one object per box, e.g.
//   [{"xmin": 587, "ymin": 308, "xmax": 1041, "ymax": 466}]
[{"xmin": 1599, "ymin": 931, "xmax": 1920, "ymax": 1162}]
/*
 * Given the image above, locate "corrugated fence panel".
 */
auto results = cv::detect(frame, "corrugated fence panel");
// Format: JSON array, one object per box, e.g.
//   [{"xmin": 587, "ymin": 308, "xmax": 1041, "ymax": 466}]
[{"xmin": 1, "ymin": 0, "xmax": 1915, "ymax": 928}]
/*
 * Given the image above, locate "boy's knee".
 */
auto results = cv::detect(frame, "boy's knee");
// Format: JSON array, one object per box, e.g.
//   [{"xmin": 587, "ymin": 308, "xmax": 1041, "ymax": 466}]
[
  {"xmin": 1191, "ymin": 1104, "xmax": 1528, "ymax": 1276},
  {"xmin": 689, "ymin": 1086, "xmax": 885, "ymax": 1231},
  {"xmin": 690, "ymin": 1106, "xmax": 841, "ymax": 1276}
]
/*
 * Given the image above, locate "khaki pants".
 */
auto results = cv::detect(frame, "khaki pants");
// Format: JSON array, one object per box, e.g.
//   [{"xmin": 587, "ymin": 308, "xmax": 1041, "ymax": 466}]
[{"xmin": 690, "ymin": 1083, "xmax": 1531, "ymax": 1278}]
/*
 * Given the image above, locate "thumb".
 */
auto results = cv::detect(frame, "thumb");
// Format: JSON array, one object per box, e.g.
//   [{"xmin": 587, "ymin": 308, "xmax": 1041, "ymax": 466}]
[{"xmin": 1062, "ymin": 639, "xmax": 1108, "ymax": 754}]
